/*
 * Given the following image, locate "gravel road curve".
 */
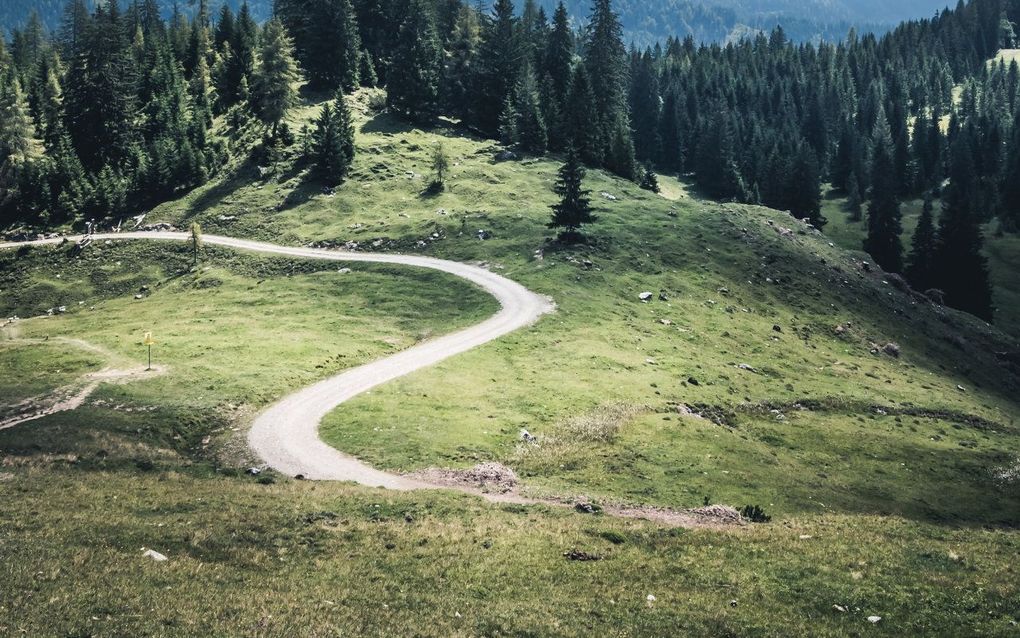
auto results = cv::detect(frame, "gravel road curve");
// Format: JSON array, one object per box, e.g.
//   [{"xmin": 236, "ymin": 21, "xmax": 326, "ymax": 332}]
[{"xmin": 1, "ymin": 232, "xmax": 555, "ymax": 488}]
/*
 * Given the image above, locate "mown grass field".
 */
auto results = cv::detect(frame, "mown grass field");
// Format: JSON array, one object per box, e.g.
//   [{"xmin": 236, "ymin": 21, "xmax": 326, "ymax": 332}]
[{"xmin": 2, "ymin": 89, "xmax": 1019, "ymax": 635}]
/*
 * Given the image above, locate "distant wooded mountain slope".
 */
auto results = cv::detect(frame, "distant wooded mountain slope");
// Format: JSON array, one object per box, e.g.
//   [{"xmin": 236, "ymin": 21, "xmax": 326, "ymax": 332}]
[{"xmin": 2, "ymin": 0, "xmax": 951, "ymax": 45}]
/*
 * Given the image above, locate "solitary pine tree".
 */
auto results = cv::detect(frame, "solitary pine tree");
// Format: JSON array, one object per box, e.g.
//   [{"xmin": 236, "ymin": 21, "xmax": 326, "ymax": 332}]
[
  {"xmin": 253, "ymin": 19, "xmax": 301, "ymax": 137},
  {"xmin": 549, "ymin": 146, "xmax": 595, "ymax": 243},
  {"xmin": 906, "ymin": 194, "xmax": 937, "ymax": 291},
  {"xmin": 934, "ymin": 133, "xmax": 994, "ymax": 320},
  {"xmin": 863, "ymin": 112, "xmax": 903, "ymax": 273},
  {"xmin": 386, "ymin": 0, "xmax": 442, "ymax": 123},
  {"xmin": 639, "ymin": 165, "xmax": 660, "ymax": 193}
]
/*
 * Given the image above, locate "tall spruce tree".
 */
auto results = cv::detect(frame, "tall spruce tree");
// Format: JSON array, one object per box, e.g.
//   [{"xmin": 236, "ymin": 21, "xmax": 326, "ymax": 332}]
[
  {"xmin": 934, "ymin": 132, "xmax": 994, "ymax": 320},
  {"xmin": 584, "ymin": 0, "xmax": 629, "ymax": 162},
  {"xmin": 906, "ymin": 194, "xmax": 938, "ymax": 291},
  {"xmin": 310, "ymin": 93, "xmax": 355, "ymax": 186},
  {"xmin": 563, "ymin": 64, "xmax": 601, "ymax": 166},
  {"xmin": 386, "ymin": 0, "xmax": 442, "ymax": 123},
  {"xmin": 863, "ymin": 111, "xmax": 904, "ymax": 273},
  {"xmin": 278, "ymin": 0, "xmax": 361, "ymax": 91},
  {"xmin": 474, "ymin": 0, "xmax": 520, "ymax": 135},
  {"xmin": 63, "ymin": 1, "xmax": 138, "ymax": 170},
  {"xmin": 253, "ymin": 19, "xmax": 301, "ymax": 137},
  {"xmin": 548, "ymin": 145, "xmax": 594, "ymax": 242}
]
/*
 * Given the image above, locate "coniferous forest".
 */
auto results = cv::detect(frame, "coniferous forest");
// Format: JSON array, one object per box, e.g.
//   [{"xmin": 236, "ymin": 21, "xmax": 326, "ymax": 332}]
[{"xmin": 2, "ymin": 0, "xmax": 1020, "ymax": 323}]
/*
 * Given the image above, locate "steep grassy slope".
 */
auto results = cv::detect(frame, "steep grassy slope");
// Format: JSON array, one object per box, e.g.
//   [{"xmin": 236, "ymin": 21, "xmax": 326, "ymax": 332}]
[{"xmin": 2, "ymin": 90, "xmax": 1019, "ymax": 634}]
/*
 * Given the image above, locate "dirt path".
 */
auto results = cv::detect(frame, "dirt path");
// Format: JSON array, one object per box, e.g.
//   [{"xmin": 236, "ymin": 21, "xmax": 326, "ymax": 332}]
[
  {"xmin": 0, "ymin": 233, "xmax": 742, "ymax": 527},
  {"xmin": 0, "ymin": 360, "xmax": 164, "ymax": 431}
]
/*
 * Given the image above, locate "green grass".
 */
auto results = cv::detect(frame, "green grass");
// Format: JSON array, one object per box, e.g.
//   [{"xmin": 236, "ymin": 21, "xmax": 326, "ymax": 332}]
[
  {"xmin": 1, "ymin": 469, "xmax": 1018, "ymax": 637},
  {"xmin": 2, "ymin": 88, "xmax": 1019, "ymax": 635},
  {"xmin": 0, "ymin": 341, "xmax": 104, "ymax": 405}
]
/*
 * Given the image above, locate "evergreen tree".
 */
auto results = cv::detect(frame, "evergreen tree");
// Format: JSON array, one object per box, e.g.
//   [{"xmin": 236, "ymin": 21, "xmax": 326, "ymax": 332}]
[
  {"xmin": 639, "ymin": 165, "xmax": 660, "ymax": 193},
  {"xmin": 430, "ymin": 141, "xmax": 450, "ymax": 190},
  {"xmin": 253, "ymin": 18, "xmax": 301, "ymax": 137},
  {"xmin": 934, "ymin": 133, "xmax": 994, "ymax": 320},
  {"xmin": 0, "ymin": 76, "xmax": 40, "ymax": 213},
  {"xmin": 474, "ymin": 0, "xmax": 520, "ymax": 135},
  {"xmin": 863, "ymin": 111, "xmax": 904, "ymax": 273},
  {"xmin": 442, "ymin": 4, "xmax": 480, "ymax": 121},
  {"xmin": 563, "ymin": 64, "xmax": 601, "ymax": 166},
  {"xmin": 788, "ymin": 144, "xmax": 825, "ymax": 227},
  {"xmin": 548, "ymin": 145, "xmax": 595, "ymax": 242},
  {"xmin": 543, "ymin": 2, "xmax": 573, "ymax": 107},
  {"xmin": 359, "ymin": 50, "xmax": 378, "ymax": 87},
  {"xmin": 1001, "ymin": 114, "xmax": 1020, "ymax": 231},
  {"xmin": 629, "ymin": 50, "xmax": 660, "ymax": 163},
  {"xmin": 846, "ymin": 171, "xmax": 863, "ymax": 221},
  {"xmin": 386, "ymin": 0, "xmax": 442, "ymax": 123},
  {"xmin": 278, "ymin": 0, "xmax": 361, "ymax": 91},
  {"xmin": 310, "ymin": 94, "xmax": 355, "ymax": 185},
  {"xmin": 906, "ymin": 194, "xmax": 938, "ymax": 291},
  {"xmin": 584, "ymin": 0, "xmax": 629, "ymax": 157},
  {"xmin": 63, "ymin": 1, "xmax": 138, "ymax": 170},
  {"xmin": 512, "ymin": 66, "xmax": 548, "ymax": 154}
]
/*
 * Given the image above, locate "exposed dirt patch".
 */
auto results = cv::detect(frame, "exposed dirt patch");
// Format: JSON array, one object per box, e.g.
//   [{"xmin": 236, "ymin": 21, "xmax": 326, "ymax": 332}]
[
  {"xmin": 604, "ymin": 504, "xmax": 745, "ymax": 529},
  {"xmin": 406, "ymin": 462, "xmax": 519, "ymax": 494},
  {"xmin": 0, "ymin": 365, "xmax": 166, "ymax": 431}
]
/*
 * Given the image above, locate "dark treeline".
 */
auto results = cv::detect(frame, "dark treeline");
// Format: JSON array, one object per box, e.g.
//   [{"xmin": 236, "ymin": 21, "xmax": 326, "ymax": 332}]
[{"xmin": 1, "ymin": 0, "xmax": 1018, "ymax": 322}]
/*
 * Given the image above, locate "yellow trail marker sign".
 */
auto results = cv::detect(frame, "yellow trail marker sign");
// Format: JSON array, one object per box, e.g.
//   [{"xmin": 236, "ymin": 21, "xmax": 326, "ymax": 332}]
[{"xmin": 143, "ymin": 332, "xmax": 156, "ymax": 370}]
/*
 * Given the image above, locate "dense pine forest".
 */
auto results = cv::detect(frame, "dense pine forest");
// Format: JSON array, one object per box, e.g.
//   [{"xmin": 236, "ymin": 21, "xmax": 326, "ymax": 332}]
[{"xmin": 0, "ymin": 0, "xmax": 1018, "ymax": 323}]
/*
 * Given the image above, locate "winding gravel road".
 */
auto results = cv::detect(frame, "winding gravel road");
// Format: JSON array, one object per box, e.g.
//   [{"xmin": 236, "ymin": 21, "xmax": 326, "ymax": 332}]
[{"xmin": 1, "ymin": 232, "xmax": 555, "ymax": 489}]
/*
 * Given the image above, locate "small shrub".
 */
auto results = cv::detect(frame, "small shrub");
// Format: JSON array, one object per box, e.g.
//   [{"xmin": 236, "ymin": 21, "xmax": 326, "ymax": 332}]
[{"xmin": 740, "ymin": 504, "xmax": 772, "ymax": 523}]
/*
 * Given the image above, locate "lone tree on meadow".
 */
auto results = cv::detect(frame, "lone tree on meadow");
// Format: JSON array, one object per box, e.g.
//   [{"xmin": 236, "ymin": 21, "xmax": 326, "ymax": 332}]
[
  {"xmin": 430, "ymin": 141, "xmax": 450, "ymax": 190},
  {"xmin": 549, "ymin": 146, "xmax": 595, "ymax": 243}
]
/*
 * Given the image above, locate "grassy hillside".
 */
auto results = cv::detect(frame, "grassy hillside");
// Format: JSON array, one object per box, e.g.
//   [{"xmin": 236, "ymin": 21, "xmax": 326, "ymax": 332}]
[{"xmin": 2, "ymin": 89, "xmax": 1019, "ymax": 635}]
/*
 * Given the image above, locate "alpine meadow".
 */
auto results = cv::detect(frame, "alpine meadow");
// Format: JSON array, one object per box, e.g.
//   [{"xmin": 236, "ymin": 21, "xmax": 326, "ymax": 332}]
[{"xmin": 1, "ymin": 0, "xmax": 1019, "ymax": 636}]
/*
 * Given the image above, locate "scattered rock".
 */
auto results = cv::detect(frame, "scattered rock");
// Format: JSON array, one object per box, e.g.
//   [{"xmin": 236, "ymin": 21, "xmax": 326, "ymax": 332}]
[
  {"xmin": 563, "ymin": 549, "xmax": 602, "ymax": 562},
  {"xmin": 833, "ymin": 605, "xmax": 848, "ymax": 613},
  {"xmin": 737, "ymin": 363, "xmax": 757, "ymax": 373},
  {"xmin": 659, "ymin": 319, "xmax": 672, "ymax": 326},
  {"xmin": 867, "ymin": 616, "xmax": 882, "ymax": 624},
  {"xmin": 773, "ymin": 324, "xmax": 782, "ymax": 333},
  {"xmin": 520, "ymin": 428, "xmax": 536, "ymax": 443},
  {"xmin": 142, "ymin": 549, "xmax": 168, "ymax": 562},
  {"xmin": 639, "ymin": 292, "xmax": 653, "ymax": 302},
  {"xmin": 476, "ymin": 229, "xmax": 492, "ymax": 240},
  {"xmin": 495, "ymin": 150, "xmax": 518, "ymax": 161},
  {"xmin": 601, "ymin": 192, "xmax": 618, "ymax": 201},
  {"xmin": 687, "ymin": 377, "xmax": 700, "ymax": 386},
  {"xmin": 574, "ymin": 501, "xmax": 602, "ymax": 515},
  {"xmin": 247, "ymin": 467, "xmax": 262, "ymax": 475},
  {"xmin": 957, "ymin": 385, "xmax": 966, "ymax": 392}
]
